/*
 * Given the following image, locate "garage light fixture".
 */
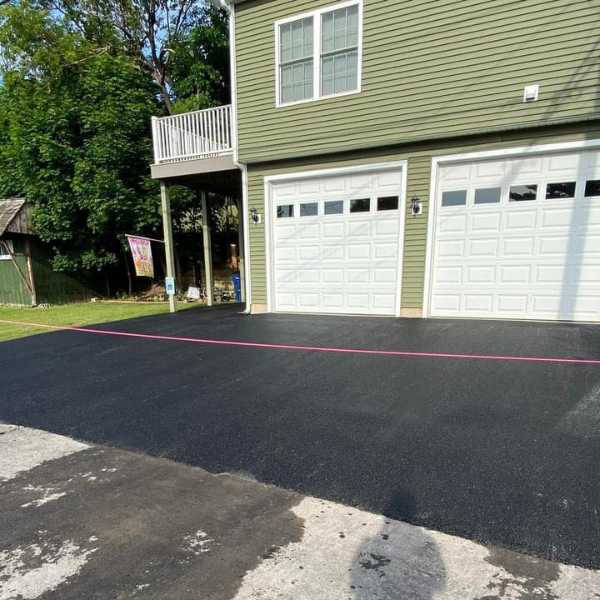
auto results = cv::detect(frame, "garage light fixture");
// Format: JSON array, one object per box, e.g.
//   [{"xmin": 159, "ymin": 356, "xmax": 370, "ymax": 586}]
[{"xmin": 411, "ymin": 196, "xmax": 422, "ymax": 216}]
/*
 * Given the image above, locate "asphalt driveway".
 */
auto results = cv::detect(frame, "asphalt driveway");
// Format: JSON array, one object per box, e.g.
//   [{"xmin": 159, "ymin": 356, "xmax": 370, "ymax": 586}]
[{"xmin": 1, "ymin": 305, "xmax": 600, "ymax": 569}]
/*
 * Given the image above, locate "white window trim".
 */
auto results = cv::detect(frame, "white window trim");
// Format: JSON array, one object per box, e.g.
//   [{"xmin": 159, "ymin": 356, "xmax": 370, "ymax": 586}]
[{"xmin": 274, "ymin": 0, "xmax": 363, "ymax": 108}]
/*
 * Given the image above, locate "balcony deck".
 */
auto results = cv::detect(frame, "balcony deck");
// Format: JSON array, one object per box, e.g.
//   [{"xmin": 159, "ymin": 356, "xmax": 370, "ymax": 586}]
[{"xmin": 150, "ymin": 105, "xmax": 236, "ymax": 180}]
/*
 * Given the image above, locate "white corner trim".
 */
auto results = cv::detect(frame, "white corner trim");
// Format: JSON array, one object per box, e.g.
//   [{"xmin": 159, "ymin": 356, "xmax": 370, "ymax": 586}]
[
  {"xmin": 274, "ymin": 0, "xmax": 363, "ymax": 109},
  {"xmin": 263, "ymin": 177, "xmax": 273, "ymax": 312},
  {"xmin": 240, "ymin": 164, "xmax": 252, "ymax": 313},
  {"xmin": 395, "ymin": 163, "xmax": 409, "ymax": 317},
  {"xmin": 264, "ymin": 160, "xmax": 408, "ymax": 316},
  {"xmin": 421, "ymin": 137, "xmax": 600, "ymax": 318},
  {"xmin": 228, "ymin": 8, "xmax": 240, "ymax": 164}
]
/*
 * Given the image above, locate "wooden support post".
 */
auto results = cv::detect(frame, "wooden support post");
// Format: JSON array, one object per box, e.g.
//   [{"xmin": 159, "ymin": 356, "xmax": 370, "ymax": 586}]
[
  {"xmin": 201, "ymin": 191, "xmax": 214, "ymax": 306},
  {"xmin": 237, "ymin": 198, "xmax": 246, "ymax": 303},
  {"xmin": 160, "ymin": 182, "xmax": 177, "ymax": 313},
  {"xmin": 24, "ymin": 238, "xmax": 37, "ymax": 306}
]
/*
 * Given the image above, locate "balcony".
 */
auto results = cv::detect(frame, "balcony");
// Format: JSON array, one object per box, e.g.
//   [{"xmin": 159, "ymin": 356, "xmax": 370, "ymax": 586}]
[{"xmin": 150, "ymin": 105, "xmax": 236, "ymax": 180}]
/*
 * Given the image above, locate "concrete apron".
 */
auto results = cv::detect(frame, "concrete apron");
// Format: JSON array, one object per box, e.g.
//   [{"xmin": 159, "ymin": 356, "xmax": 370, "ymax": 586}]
[{"xmin": 0, "ymin": 424, "xmax": 598, "ymax": 600}]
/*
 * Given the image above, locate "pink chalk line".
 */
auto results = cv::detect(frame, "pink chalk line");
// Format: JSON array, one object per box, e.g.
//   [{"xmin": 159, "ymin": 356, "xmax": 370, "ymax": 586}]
[{"xmin": 1, "ymin": 318, "xmax": 599, "ymax": 366}]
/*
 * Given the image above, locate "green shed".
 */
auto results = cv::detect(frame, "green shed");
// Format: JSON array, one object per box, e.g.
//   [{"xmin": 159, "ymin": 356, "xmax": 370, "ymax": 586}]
[{"xmin": 0, "ymin": 198, "xmax": 93, "ymax": 306}]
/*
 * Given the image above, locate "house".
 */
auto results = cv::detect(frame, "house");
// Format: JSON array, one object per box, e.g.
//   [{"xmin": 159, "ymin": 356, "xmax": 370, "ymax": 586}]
[
  {"xmin": 152, "ymin": 0, "xmax": 600, "ymax": 323},
  {"xmin": 0, "ymin": 199, "xmax": 92, "ymax": 306}
]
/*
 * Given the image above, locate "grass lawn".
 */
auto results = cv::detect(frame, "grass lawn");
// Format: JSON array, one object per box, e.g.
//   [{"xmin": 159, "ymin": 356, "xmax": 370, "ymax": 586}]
[{"xmin": 0, "ymin": 302, "xmax": 198, "ymax": 343}]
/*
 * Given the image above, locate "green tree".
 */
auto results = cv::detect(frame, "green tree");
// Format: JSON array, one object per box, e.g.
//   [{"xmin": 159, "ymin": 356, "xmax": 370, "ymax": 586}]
[
  {"xmin": 0, "ymin": 2, "xmax": 162, "ymax": 274},
  {"xmin": 38, "ymin": 0, "xmax": 229, "ymax": 114}
]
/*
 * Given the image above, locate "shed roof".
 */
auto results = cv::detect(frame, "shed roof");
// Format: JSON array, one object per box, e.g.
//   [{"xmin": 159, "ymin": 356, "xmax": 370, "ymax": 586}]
[{"xmin": 0, "ymin": 198, "xmax": 28, "ymax": 236}]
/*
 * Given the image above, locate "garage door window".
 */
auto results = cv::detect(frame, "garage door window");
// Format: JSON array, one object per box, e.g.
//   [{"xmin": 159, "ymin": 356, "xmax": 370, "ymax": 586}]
[
  {"xmin": 277, "ymin": 204, "xmax": 294, "ymax": 218},
  {"xmin": 474, "ymin": 187, "xmax": 501, "ymax": 205},
  {"xmin": 546, "ymin": 182, "xmax": 576, "ymax": 200},
  {"xmin": 585, "ymin": 180, "xmax": 600, "ymax": 197},
  {"xmin": 300, "ymin": 202, "xmax": 319, "ymax": 216},
  {"xmin": 350, "ymin": 198, "xmax": 370, "ymax": 212},
  {"xmin": 377, "ymin": 196, "xmax": 399, "ymax": 211},
  {"xmin": 441, "ymin": 190, "xmax": 467, "ymax": 207},
  {"xmin": 324, "ymin": 200, "xmax": 344, "ymax": 214},
  {"xmin": 509, "ymin": 184, "xmax": 538, "ymax": 202}
]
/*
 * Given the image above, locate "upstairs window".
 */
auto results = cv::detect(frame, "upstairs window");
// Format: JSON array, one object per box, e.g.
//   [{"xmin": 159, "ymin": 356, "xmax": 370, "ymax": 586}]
[
  {"xmin": 321, "ymin": 5, "xmax": 359, "ymax": 97},
  {"xmin": 279, "ymin": 17, "xmax": 314, "ymax": 104},
  {"xmin": 276, "ymin": 1, "xmax": 362, "ymax": 107}
]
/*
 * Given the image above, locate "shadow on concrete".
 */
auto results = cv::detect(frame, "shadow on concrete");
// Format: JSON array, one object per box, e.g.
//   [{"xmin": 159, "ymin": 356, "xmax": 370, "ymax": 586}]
[{"xmin": 350, "ymin": 491, "xmax": 446, "ymax": 599}]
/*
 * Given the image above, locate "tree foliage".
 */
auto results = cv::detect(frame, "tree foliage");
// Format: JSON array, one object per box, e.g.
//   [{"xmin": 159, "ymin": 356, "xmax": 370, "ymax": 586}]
[
  {"xmin": 38, "ymin": 0, "xmax": 229, "ymax": 114},
  {"xmin": 0, "ymin": 2, "xmax": 161, "ymax": 272},
  {"xmin": 0, "ymin": 0, "xmax": 231, "ymax": 278}
]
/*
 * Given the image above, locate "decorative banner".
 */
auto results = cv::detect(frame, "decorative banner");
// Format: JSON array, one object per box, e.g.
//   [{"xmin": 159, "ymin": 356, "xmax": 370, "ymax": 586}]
[{"xmin": 127, "ymin": 236, "xmax": 154, "ymax": 278}]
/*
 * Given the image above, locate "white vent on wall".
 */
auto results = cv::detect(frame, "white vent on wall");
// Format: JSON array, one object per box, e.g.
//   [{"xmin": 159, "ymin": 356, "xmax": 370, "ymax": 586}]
[{"xmin": 523, "ymin": 84, "xmax": 540, "ymax": 103}]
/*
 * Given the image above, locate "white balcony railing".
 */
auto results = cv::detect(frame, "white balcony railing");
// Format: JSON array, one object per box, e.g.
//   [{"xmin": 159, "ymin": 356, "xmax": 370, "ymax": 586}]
[{"xmin": 151, "ymin": 105, "xmax": 233, "ymax": 164}]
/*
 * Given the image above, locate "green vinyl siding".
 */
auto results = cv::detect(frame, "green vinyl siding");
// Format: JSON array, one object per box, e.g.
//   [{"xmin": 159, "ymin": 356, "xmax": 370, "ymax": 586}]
[
  {"xmin": 234, "ymin": 0, "xmax": 600, "ymax": 163},
  {"xmin": 246, "ymin": 122, "xmax": 600, "ymax": 309}
]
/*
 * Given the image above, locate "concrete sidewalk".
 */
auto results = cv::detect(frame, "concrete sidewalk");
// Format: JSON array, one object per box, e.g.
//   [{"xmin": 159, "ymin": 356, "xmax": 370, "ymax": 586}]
[{"xmin": 1, "ymin": 424, "xmax": 599, "ymax": 600}]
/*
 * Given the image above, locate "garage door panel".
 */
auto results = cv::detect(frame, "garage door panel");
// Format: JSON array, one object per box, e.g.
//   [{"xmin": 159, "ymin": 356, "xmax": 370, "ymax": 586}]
[
  {"xmin": 272, "ymin": 167, "xmax": 404, "ymax": 315},
  {"xmin": 504, "ymin": 210, "xmax": 537, "ymax": 230},
  {"xmin": 434, "ymin": 266, "xmax": 463, "ymax": 285},
  {"xmin": 470, "ymin": 212, "xmax": 501, "ymax": 233},
  {"xmin": 430, "ymin": 148, "xmax": 600, "ymax": 322},
  {"xmin": 497, "ymin": 295, "xmax": 529, "ymax": 313},
  {"xmin": 348, "ymin": 220, "xmax": 371, "ymax": 236},
  {"xmin": 467, "ymin": 265, "xmax": 496, "ymax": 284},
  {"xmin": 472, "ymin": 238, "xmax": 501, "ymax": 257},
  {"xmin": 439, "ymin": 214, "xmax": 467, "ymax": 233},
  {"xmin": 437, "ymin": 240, "xmax": 465, "ymax": 258},
  {"xmin": 499, "ymin": 265, "xmax": 531, "ymax": 284}
]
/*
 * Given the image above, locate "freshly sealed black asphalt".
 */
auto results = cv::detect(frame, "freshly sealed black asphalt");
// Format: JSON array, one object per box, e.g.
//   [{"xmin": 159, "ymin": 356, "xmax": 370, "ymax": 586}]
[{"xmin": 1, "ymin": 305, "xmax": 600, "ymax": 568}]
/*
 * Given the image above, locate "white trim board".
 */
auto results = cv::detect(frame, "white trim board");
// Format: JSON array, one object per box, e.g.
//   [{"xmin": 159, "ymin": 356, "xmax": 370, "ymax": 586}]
[
  {"xmin": 422, "ymin": 137, "xmax": 600, "ymax": 319},
  {"xmin": 264, "ymin": 160, "xmax": 408, "ymax": 316}
]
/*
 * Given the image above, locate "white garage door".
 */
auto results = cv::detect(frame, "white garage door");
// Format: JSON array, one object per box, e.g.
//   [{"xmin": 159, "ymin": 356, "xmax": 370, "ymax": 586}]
[
  {"xmin": 429, "ymin": 148, "xmax": 600, "ymax": 322},
  {"xmin": 270, "ymin": 166, "xmax": 405, "ymax": 315}
]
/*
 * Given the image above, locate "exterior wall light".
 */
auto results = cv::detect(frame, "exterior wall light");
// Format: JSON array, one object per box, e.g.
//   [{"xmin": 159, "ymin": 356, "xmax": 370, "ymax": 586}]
[
  {"xmin": 251, "ymin": 208, "xmax": 262, "ymax": 224},
  {"xmin": 411, "ymin": 196, "xmax": 422, "ymax": 216}
]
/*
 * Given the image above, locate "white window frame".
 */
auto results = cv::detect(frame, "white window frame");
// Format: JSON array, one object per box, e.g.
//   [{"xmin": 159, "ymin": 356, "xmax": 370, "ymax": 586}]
[
  {"xmin": 0, "ymin": 239, "xmax": 13, "ymax": 260},
  {"xmin": 274, "ymin": 0, "xmax": 363, "ymax": 108}
]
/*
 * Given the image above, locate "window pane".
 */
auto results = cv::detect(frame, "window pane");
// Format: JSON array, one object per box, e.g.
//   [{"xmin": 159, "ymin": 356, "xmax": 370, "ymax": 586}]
[
  {"xmin": 441, "ymin": 190, "xmax": 466, "ymax": 207},
  {"xmin": 280, "ymin": 18, "xmax": 313, "ymax": 63},
  {"xmin": 300, "ymin": 202, "xmax": 318, "ymax": 216},
  {"xmin": 509, "ymin": 184, "xmax": 537, "ymax": 202},
  {"xmin": 277, "ymin": 205, "xmax": 294, "ymax": 218},
  {"xmin": 324, "ymin": 200, "xmax": 344, "ymax": 214},
  {"xmin": 321, "ymin": 49, "xmax": 358, "ymax": 96},
  {"xmin": 322, "ymin": 5, "xmax": 359, "ymax": 53},
  {"xmin": 546, "ymin": 182, "xmax": 576, "ymax": 200},
  {"xmin": 474, "ymin": 187, "xmax": 501, "ymax": 204},
  {"xmin": 321, "ymin": 11, "xmax": 334, "ymax": 53},
  {"xmin": 377, "ymin": 196, "xmax": 399, "ymax": 211},
  {"xmin": 281, "ymin": 59, "xmax": 313, "ymax": 103},
  {"xmin": 350, "ymin": 198, "xmax": 370, "ymax": 212},
  {"xmin": 585, "ymin": 180, "xmax": 600, "ymax": 197}
]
